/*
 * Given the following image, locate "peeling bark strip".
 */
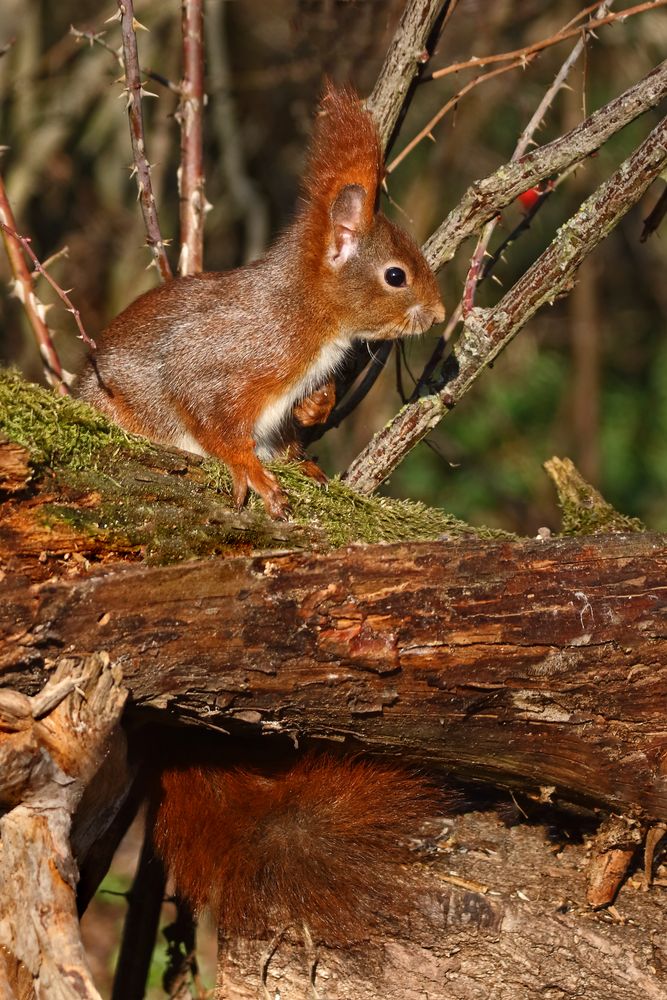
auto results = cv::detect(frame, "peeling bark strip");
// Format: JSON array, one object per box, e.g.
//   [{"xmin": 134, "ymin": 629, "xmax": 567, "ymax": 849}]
[
  {"xmin": 2, "ymin": 535, "xmax": 666, "ymax": 819},
  {"xmin": 345, "ymin": 106, "xmax": 667, "ymax": 493},
  {"xmin": 0, "ymin": 655, "xmax": 127, "ymax": 1000}
]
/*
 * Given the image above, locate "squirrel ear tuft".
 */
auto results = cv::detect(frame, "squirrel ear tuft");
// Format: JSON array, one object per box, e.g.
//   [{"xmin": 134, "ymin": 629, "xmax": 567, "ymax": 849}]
[{"xmin": 328, "ymin": 183, "xmax": 367, "ymax": 268}]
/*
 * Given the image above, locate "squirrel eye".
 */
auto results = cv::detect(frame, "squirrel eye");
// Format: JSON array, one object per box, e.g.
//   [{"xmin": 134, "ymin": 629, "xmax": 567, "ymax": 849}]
[{"xmin": 384, "ymin": 266, "xmax": 407, "ymax": 288}]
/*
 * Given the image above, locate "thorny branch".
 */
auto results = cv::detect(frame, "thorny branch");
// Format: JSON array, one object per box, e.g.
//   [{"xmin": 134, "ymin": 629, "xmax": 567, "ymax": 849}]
[
  {"xmin": 177, "ymin": 0, "xmax": 206, "ymax": 276},
  {"xmin": 0, "ymin": 177, "xmax": 68, "ymax": 394},
  {"xmin": 423, "ymin": 59, "xmax": 667, "ymax": 271},
  {"xmin": 432, "ymin": 0, "xmax": 667, "ymax": 82},
  {"xmin": 388, "ymin": 0, "xmax": 663, "ymax": 173},
  {"xmin": 344, "ymin": 109, "xmax": 667, "ymax": 493},
  {"xmin": 116, "ymin": 0, "xmax": 173, "ymax": 282}
]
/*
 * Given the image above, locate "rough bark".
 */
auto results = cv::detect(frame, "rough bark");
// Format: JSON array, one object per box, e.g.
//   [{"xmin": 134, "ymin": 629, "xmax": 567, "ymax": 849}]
[
  {"xmin": 2, "ymin": 529, "xmax": 666, "ymax": 821},
  {"xmin": 0, "ymin": 654, "xmax": 127, "ymax": 999}
]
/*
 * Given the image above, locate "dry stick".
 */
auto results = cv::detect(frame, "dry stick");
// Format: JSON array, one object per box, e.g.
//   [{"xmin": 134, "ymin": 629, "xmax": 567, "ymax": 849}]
[
  {"xmin": 177, "ymin": 0, "xmax": 206, "ymax": 276},
  {"xmin": 344, "ymin": 110, "xmax": 667, "ymax": 494},
  {"xmin": 0, "ymin": 178, "xmax": 68, "ymax": 394},
  {"xmin": 116, "ymin": 0, "xmax": 173, "ymax": 282},
  {"xmin": 392, "ymin": 0, "xmax": 667, "ymax": 172}
]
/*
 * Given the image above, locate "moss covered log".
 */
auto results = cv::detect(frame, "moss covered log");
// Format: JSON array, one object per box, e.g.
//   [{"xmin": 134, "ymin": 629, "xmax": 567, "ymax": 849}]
[{"xmin": 0, "ymin": 370, "xmax": 505, "ymax": 566}]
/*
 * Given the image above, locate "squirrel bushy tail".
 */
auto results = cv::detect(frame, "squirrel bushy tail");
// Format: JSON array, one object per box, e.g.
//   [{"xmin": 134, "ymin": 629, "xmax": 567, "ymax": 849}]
[{"xmin": 152, "ymin": 750, "xmax": 439, "ymax": 944}]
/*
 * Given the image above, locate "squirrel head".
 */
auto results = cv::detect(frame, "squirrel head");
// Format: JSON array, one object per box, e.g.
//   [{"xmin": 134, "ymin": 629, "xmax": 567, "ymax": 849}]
[{"xmin": 299, "ymin": 81, "xmax": 445, "ymax": 340}]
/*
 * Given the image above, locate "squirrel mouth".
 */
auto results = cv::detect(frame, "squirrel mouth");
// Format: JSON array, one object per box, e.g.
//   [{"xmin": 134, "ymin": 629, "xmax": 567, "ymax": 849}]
[{"xmin": 407, "ymin": 302, "xmax": 446, "ymax": 335}]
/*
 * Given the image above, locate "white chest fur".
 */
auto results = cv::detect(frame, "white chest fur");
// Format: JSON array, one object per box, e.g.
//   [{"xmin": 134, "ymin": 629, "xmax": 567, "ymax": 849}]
[{"xmin": 253, "ymin": 338, "xmax": 349, "ymax": 458}]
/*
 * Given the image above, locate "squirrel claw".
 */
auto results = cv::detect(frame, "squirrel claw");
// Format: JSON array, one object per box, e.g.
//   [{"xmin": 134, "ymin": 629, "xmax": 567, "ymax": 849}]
[{"xmin": 298, "ymin": 459, "xmax": 328, "ymax": 486}]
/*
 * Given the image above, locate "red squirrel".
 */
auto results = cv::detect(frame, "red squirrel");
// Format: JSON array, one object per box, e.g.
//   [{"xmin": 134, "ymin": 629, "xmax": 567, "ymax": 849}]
[
  {"xmin": 151, "ymin": 741, "xmax": 441, "ymax": 946},
  {"xmin": 75, "ymin": 83, "xmax": 445, "ymax": 518}
]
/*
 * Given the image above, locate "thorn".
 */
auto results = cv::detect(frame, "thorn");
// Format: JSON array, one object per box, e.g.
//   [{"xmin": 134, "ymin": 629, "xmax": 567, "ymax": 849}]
[
  {"xmin": 561, "ymin": 83, "xmax": 574, "ymax": 92},
  {"xmin": 426, "ymin": 132, "xmax": 436, "ymax": 143},
  {"xmin": 132, "ymin": 16, "xmax": 149, "ymax": 31},
  {"xmin": 105, "ymin": 9, "xmax": 122, "ymax": 23},
  {"xmin": 139, "ymin": 86, "xmax": 159, "ymax": 99},
  {"xmin": 491, "ymin": 275, "xmax": 503, "ymax": 286}
]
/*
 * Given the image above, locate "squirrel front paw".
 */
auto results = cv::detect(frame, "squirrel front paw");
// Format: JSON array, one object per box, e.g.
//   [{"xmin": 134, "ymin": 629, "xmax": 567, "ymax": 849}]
[{"xmin": 293, "ymin": 380, "xmax": 336, "ymax": 427}]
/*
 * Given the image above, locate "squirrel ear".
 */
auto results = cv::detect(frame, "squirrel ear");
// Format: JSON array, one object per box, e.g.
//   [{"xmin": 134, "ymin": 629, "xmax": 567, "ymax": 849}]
[{"xmin": 328, "ymin": 184, "xmax": 367, "ymax": 268}]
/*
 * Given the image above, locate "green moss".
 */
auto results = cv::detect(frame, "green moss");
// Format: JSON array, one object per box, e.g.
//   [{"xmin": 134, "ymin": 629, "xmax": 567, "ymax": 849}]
[
  {"xmin": 544, "ymin": 456, "xmax": 645, "ymax": 535},
  {"xmin": 272, "ymin": 464, "xmax": 511, "ymax": 545},
  {"xmin": 1, "ymin": 369, "xmax": 510, "ymax": 560},
  {"xmin": 0, "ymin": 369, "xmax": 145, "ymax": 469}
]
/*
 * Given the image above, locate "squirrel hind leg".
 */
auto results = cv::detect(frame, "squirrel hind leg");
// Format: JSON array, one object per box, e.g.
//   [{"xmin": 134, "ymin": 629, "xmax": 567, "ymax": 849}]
[{"xmin": 169, "ymin": 402, "xmax": 290, "ymax": 519}]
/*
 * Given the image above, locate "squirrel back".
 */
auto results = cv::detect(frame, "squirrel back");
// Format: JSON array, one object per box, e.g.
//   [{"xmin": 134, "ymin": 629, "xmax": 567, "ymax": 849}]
[
  {"xmin": 151, "ymin": 747, "xmax": 441, "ymax": 944},
  {"xmin": 75, "ymin": 83, "xmax": 445, "ymax": 518}
]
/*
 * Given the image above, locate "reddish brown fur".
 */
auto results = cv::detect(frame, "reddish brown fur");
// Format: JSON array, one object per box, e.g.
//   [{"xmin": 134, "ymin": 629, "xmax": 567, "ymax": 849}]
[
  {"xmin": 153, "ymin": 752, "xmax": 439, "ymax": 944},
  {"xmin": 299, "ymin": 82, "xmax": 383, "ymax": 274}
]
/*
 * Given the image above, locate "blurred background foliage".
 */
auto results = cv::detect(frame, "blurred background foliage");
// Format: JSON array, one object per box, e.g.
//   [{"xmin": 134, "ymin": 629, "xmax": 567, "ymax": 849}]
[
  {"xmin": 1, "ymin": 2, "xmax": 665, "ymax": 992},
  {"xmin": 0, "ymin": 0, "xmax": 666, "ymax": 538}
]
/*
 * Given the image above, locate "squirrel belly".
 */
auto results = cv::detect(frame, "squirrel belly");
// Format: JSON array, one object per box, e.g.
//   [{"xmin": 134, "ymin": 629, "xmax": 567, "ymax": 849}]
[
  {"xmin": 151, "ymin": 750, "xmax": 440, "ymax": 945},
  {"xmin": 253, "ymin": 337, "xmax": 349, "ymax": 459}
]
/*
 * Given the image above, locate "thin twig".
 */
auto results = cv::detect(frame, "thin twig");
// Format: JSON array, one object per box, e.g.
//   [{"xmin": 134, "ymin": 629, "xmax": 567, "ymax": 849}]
[
  {"xmin": 71, "ymin": 25, "xmax": 182, "ymax": 93},
  {"xmin": 388, "ymin": 54, "xmax": 539, "ymax": 174},
  {"xmin": 432, "ymin": 0, "xmax": 667, "ymax": 81},
  {"xmin": 460, "ymin": 0, "xmax": 614, "ymax": 316},
  {"xmin": 344, "ymin": 110, "xmax": 667, "ymax": 494},
  {"xmin": 0, "ymin": 221, "xmax": 96, "ymax": 351},
  {"xmin": 0, "ymin": 179, "xmax": 68, "ymax": 393},
  {"xmin": 367, "ymin": 0, "xmax": 455, "ymax": 153},
  {"xmin": 116, "ymin": 0, "xmax": 173, "ymax": 281},
  {"xmin": 177, "ymin": 0, "xmax": 206, "ymax": 276},
  {"xmin": 393, "ymin": 0, "xmax": 667, "ymax": 171}
]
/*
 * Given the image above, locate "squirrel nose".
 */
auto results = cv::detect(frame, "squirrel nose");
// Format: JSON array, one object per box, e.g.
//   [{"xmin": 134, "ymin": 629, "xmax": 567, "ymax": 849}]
[{"xmin": 432, "ymin": 300, "xmax": 446, "ymax": 325}]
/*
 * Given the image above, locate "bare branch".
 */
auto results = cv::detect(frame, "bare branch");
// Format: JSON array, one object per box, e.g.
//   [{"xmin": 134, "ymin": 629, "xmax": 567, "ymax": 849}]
[
  {"xmin": 460, "ymin": 0, "xmax": 614, "ymax": 317},
  {"xmin": 433, "ymin": 0, "xmax": 667, "ymax": 82},
  {"xmin": 344, "ymin": 110, "xmax": 667, "ymax": 494},
  {"xmin": 423, "ymin": 59, "xmax": 667, "ymax": 272},
  {"xmin": 392, "ymin": 0, "xmax": 667, "ymax": 171},
  {"xmin": 366, "ymin": 0, "xmax": 453, "ymax": 152},
  {"xmin": 0, "ymin": 178, "xmax": 68, "ymax": 394},
  {"xmin": 116, "ymin": 0, "xmax": 173, "ymax": 282},
  {"xmin": 177, "ymin": 0, "xmax": 206, "ymax": 276}
]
